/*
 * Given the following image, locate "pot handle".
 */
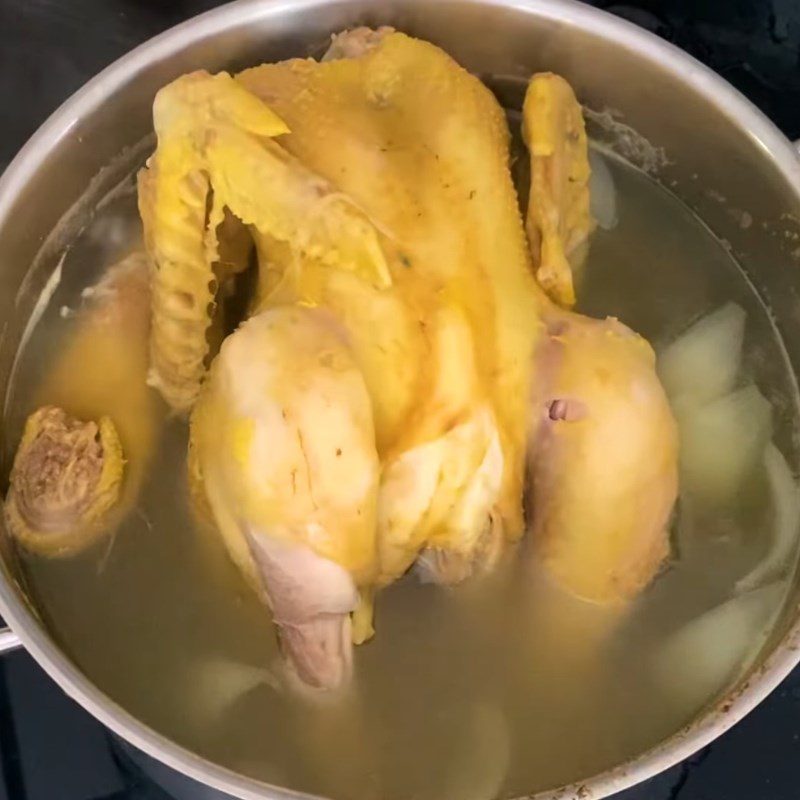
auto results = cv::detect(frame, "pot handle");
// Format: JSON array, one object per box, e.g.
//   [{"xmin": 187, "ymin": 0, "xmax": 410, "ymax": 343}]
[{"xmin": 0, "ymin": 625, "xmax": 22, "ymax": 654}]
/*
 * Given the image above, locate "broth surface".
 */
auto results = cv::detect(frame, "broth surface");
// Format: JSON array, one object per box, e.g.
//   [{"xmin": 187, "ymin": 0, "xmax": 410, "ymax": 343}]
[{"xmin": 5, "ymin": 143, "xmax": 799, "ymax": 799}]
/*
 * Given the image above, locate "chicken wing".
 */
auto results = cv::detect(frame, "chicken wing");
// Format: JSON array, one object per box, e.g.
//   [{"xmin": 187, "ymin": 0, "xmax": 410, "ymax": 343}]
[
  {"xmin": 139, "ymin": 71, "xmax": 389, "ymax": 413},
  {"xmin": 523, "ymin": 73, "xmax": 595, "ymax": 308}
]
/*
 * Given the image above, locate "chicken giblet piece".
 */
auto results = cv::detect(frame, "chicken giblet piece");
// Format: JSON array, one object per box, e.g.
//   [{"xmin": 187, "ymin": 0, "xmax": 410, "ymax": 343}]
[
  {"xmin": 5, "ymin": 407, "xmax": 123, "ymax": 556},
  {"xmin": 523, "ymin": 73, "xmax": 595, "ymax": 308},
  {"xmin": 5, "ymin": 253, "xmax": 161, "ymax": 557},
  {"xmin": 188, "ymin": 307, "xmax": 380, "ymax": 689},
  {"xmin": 527, "ymin": 312, "xmax": 678, "ymax": 604}
]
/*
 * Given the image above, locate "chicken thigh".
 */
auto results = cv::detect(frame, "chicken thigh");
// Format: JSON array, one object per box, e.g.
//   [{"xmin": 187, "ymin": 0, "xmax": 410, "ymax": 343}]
[
  {"xmin": 188, "ymin": 306, "xmax": 380, "ymax": 688},
  {"xmin": 527, "ymin": 312, "xmax": 678, "ymax": 603}
]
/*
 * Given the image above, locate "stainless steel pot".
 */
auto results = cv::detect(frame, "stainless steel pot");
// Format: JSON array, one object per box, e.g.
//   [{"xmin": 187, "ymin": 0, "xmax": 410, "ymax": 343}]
[{"xmin": 1, "ymin": 1, "xmax": 800, "ymax": 798}]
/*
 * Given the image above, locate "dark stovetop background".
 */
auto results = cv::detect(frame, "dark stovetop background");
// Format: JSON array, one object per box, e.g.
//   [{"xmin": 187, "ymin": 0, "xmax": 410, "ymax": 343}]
[{"xmin": 1, "ymin": 0, "xmax": 800, "ymax": 798}]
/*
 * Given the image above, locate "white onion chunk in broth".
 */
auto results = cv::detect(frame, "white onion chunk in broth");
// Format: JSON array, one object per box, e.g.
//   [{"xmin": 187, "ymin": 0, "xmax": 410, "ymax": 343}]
[
  {"xmin": 441, "ymin": 702, "xmax": 511, "ymax": 800},
  {"xmin": 653, "ymin": 582, "xmax": 785, "ymax": 710},
  {"xmin": 658, "ymin": 302, "xmax": 746, "ymax": 409},
  {"xmin": 678, "ymin": 384, "xmax": 771, "ymax": 507},
  {"xmin": 186, "ymin": 656, "xmax": 280, "ymax": 727},
  {"xmin": 737, "ymin": 444, "xmax": 800, "ymax": 593}
]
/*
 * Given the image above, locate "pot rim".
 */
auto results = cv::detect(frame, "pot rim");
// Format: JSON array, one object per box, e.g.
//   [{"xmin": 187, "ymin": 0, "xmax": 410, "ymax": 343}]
[{"xmin": 1, "ymin": 1, "xmax": 800, "ymax": 798}]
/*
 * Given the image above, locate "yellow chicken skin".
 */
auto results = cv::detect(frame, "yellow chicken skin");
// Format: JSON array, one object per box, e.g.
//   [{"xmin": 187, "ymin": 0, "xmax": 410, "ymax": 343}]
[
  {"xmin": 523, "ymin": 73, "xmax": 595, "ymax": 308},
  {"xmin": 4, "ymin": 253, "xmax": 161, "ymax": 556}
]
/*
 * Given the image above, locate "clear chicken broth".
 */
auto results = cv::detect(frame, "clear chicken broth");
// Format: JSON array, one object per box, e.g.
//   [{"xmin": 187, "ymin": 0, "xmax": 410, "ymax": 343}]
[{"xmin": 4, "ymin": 138, "xmax": 798, "ymax": 800}]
